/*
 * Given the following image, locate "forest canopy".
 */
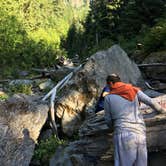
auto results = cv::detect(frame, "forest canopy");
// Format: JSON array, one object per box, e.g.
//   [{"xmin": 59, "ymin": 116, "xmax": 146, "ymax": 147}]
[
  {"xmin": 64, "ymin": 0, "xmax": 166, "ymax": 58},
  {"xmin": 0, "ymin": 0, "xmax": 89, "ymax": 77},
  {"xmin": 0, "ymin": 0, "xmax": 165, "ymax": 78}
]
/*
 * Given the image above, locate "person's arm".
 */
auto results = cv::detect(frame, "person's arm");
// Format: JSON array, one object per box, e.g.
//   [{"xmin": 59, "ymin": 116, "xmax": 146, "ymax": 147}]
[
  {"xmin": 104, "ymin": 96, "xmax": 112, "ymax": 128},
  {"xmin": 137, "ymin": 91, "xmax": 166, "ymax": 114}
]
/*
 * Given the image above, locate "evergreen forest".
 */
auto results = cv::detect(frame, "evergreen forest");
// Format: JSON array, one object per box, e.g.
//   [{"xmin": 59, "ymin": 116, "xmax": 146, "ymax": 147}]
[{"xmin": 0, "ymin": 0, "xmax": 166, "ymax": 78}]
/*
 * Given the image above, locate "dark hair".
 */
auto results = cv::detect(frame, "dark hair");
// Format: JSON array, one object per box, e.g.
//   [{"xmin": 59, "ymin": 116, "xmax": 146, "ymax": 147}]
[{"xmin": 106, "ymin": 74, "xmax": 121, "ymax": 83}]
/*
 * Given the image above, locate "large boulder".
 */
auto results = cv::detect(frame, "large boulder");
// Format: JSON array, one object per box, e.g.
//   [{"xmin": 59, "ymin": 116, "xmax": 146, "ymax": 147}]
[
  {"xmin": 56, "ymin": 45, "xmax": 145, "ymax": 136},
  {"xmin": 141, "ymin": 51, "xmax": 166, "ymax": 79},
  {"xmin": 0, "ymin": 94, "xmax": 49, "ymax": 166}
]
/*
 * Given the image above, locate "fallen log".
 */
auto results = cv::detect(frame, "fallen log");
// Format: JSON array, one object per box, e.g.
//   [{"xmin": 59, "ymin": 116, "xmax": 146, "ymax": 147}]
[
  {"xmin": 30, "ymin": 74, "xmax": 51, "ymax": 80},
  {"xmin": 150, "ymin": 77, "xmax": 166, "ymax": 83},
  {"xmin": 145, "ymin": 81, "xmax": 166, "ymax": 91},
  {"xmin": 31, "ymin": 66, "xmax": 75, "ymax": 74},
  {"xmin": 138, "ymin": 63, "xmax": 166, "ymax": 68},
  {"xmin": 31, "ymin": 67, "xmax": 76, "ymax": 81},
  {"xmin": 0, "ymin": 79, "xmax": 10, "ymax": 83},
  {"xmin": 42, "ymin": 65, "xmax": 82, "ymax": 138}
]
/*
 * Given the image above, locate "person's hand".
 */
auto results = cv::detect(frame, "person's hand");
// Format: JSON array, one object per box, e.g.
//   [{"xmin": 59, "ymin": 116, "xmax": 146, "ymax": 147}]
[
  {"xmin": 102, "ymin": 92, "xmax": 110, "ymax": 97},
  {"xmin": 159, "ymin": 107, "xmax": 166, "ymax": 114},
  {"xmin": 153, "ymin": 102, "xmax": 166, "ymax": 114}
]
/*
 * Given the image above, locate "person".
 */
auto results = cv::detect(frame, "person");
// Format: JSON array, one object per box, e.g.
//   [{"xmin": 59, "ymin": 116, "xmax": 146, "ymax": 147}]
[
  {"xmin": 95, "ymin": 76, "xmax": 111, "ymax": 113},
  {"xmin": 104, "ymin": 74, "xmax": 166, "ymax": 166}
]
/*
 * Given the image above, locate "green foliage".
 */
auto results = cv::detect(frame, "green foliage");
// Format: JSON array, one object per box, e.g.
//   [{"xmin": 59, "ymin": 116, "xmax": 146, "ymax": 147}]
[
  {"xmin": 116, "ymin": 0, "xmax": 166, "ymax": 37},
  {"xmin": 64, "ymin": 0, "xmax": 166, "ymax": 59},
  {"xmin": 1, "ymin": 0, "xmax": 165, "ymax": 75},
  {"xmin": 143, "ymin": 18, "xmax": 166, "ymax": 53},
  {"xmin": 62, "ymin": 22, "xmax": 85, "ymax": 57},
  {"xmin": 0, "ymin": 0, "xmax": 89, "ymax": 78},
  {"xmin": 87, "ymin": 38, "xmax": 114, "ymax": 56},
  {"xmin": 85, "ymin": 0, "xmax": 118, "ymax": 42},
  {"xmin": 61, "ymin": 4, "xmax": 89, "ymax": 58},
  {"xmin": 8, "ymin": 84, "xmax": 32, "ymax": 95},
  {"xmin": 33, "ymin": 136, "xmax": 67, "ymax": 165},
  {"xmin": 69, "ymin": 132, "xmax": 80, "ymax": 141},
  {"xmin": 0, "ymin": 94, "xmax": 8, "ymax": 101},
  {"xmin": 117, "ymin": 33, "xmax": 146, "ymax": 55}
]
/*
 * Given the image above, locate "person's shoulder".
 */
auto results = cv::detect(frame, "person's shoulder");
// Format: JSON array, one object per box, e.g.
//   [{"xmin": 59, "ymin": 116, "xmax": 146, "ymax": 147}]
[
  {"xmin": 105, "ymin": 94, "xmax": 112, "ymax": 100},
  {"xmin": 137, "ymin": 90, "xmax": 145, "ymax": 96},
  {"xmin": 103, "ymin": 86, "xmax": 110, "ymax": 92}
]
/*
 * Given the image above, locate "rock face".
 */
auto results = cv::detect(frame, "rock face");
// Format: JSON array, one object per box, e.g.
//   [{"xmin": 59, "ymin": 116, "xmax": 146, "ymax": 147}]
[
  {"xmin": 50, "ymin": 95, "xmax": 166, "ymax": 166},
  {"xmin": 142, "ymin": 51, "xmax": 166, "ymax": 79},
  {"xmin": 50, "ymin": 112, "xmax": 112, "ymax": 166},
  {"xmin": 0, "ymin": 94, "xmax": 49, "ymax": 166},
  {"xmin": 143, "ymin": 51, "xmax": 166, "ymax": 64},
  {"xmin": 56, "ymin": 45, "xmax": 145, "ymax": 136}
]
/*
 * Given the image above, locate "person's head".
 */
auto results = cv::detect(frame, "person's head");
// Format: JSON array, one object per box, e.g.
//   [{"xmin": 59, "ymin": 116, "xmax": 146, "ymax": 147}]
[{"xmin": 106, "ymin": 74, "xmax": 121, "ymax": 85}]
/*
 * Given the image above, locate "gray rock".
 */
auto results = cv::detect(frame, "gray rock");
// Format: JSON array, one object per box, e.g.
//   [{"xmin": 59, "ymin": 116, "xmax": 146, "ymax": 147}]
[
  {"xmin": 144, "ymin": 89, "xmax": 164, "ymax": 98},
  {"xmin": 38, "ymin": 79, "xmax": 54, "ymax": 90},
  {"xmin": 142, "ymin": 51, "xmax": 166, "ymax": 79},
  {"xmin": 0, "ymin": 94, "xmax": 49, "ymax": 166},
  {"xmin": 19, "ymin": 71, "xmax": 29, "ymax": 77},
  {"xmin": 56, "ymin": 45, "xmax": 145, "ymax": 136},
  {"xmin": 9, "ymin": 79, "xmax": 33, "ymax": 86}
]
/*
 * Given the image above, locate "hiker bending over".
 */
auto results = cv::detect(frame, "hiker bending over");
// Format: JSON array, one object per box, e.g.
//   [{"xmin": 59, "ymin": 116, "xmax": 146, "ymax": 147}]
[{"xmin": 104, "ymin": 74, "xmax": 166, "ymax": 166}]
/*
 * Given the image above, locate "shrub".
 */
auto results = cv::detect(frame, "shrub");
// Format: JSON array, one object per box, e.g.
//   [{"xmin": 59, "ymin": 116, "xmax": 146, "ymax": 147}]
[
  {"xmin": 33, "ymin": 136, "xmax": 67, "ymax": 165},
  {"xmin": 8, "ymin": 84, "xmax": 32, "ymax": 95},
  {"xmin": 143, "ymin": 19, "xmax": 166, "ymax": 52},
  {"xmin": 0, "ymin": 93, "xmax": 8, "ymax": 101}
]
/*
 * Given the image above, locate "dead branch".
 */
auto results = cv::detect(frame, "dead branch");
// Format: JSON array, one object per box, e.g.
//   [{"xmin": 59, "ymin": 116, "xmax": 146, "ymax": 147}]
[
  {"xmin": 42, "ymin": 65, "xmax": 82, "ymax": 138},
  {"xmin": 0, "ymin": 79, "xmax": 10, "ymax": 83},
  {"xmin": 145, "ymin": 81, "xmax": 166, "ymax": 91},
  {"xmin": 30, "ymin": 74, "xmax": 51, "ymax": 80},
  {"xmin": 138, "ymin": 63, "xmax": 166, "ymax": 68}
]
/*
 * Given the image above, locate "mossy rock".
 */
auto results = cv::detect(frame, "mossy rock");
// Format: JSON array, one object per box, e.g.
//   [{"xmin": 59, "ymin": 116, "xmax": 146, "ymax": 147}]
[{"xmin": 143, "ymin": 51, "xmax": 166, "ymax": 63}]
